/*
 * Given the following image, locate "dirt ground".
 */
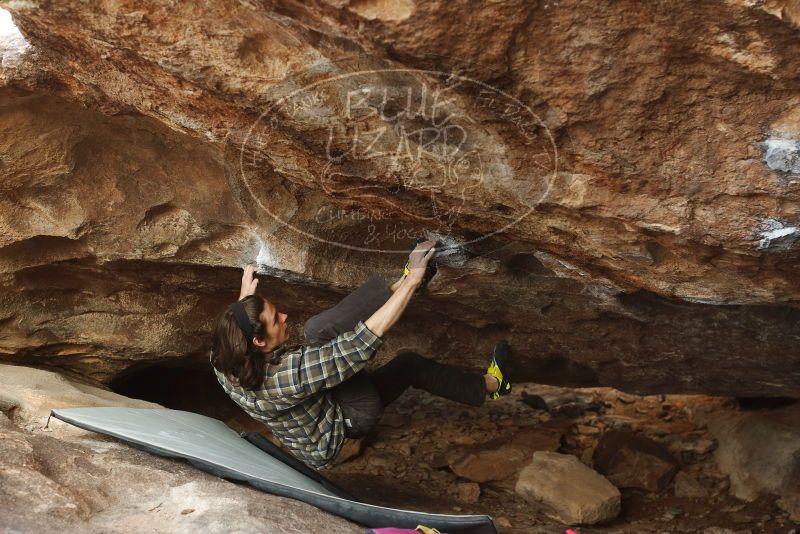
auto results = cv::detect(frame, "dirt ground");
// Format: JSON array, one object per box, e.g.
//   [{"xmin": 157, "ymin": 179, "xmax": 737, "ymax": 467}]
[
  {"xmin": 114, "ymin": 364, "xmax": 799, "ymax": 533},
  {"xmin": 326, "ymin": 385, "xmax": 798, "ymax": 534}
]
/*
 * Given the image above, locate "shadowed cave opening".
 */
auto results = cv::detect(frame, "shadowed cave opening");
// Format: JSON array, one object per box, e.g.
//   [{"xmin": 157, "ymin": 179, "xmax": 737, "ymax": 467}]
[
  {"xmin": 98, "ymin": 326, "xmax": 791, "ymax": 526},
  {"xmin": 109, "ymin": 356, "xmax": 270, "ymax": 436},
  {"xmin": 109, "ymin": 347, "xmax": 603, "ymax": 418},
  {"xmin": 106, "ymin": 353, "xmax": 491, "ymax": 511}
]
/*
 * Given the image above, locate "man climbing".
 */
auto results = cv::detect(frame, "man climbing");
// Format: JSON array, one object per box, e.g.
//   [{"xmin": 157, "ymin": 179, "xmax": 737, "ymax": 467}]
[{"xmin": 210, "ymin": 240, "xmax": 512, "ymax": 470}]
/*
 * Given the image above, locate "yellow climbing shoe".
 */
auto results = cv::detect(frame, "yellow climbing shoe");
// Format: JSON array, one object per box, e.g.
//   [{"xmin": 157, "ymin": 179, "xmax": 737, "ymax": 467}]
[{"xmin": 487, "ymin": 340, "xmax": 512, "ymax": 400}]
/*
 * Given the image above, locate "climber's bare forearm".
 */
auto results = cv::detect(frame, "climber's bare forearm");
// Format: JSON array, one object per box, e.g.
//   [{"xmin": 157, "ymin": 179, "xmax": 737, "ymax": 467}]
[
  {"xmin": 389, "ymin": 277, "xmax": 404, "ymax": 292},
  {"xmin": 365, "ymin": 276, "xmax": 419, "ymax": 337},
  {"xmin": 370, "ymin": 240, "xmax": 434, "ymax": 335}
]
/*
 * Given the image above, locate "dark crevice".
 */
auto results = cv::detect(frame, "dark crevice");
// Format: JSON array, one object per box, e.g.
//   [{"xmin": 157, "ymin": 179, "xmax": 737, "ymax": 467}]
[
  {"xmin": 517, "ymin": 353, "xmax": 600, "ymax": 388},
  {"xmin": 507, "ymin": 252, "xmax": 552, "ymax": 277},
  {"xmin": 109, "ymin": 356, "xmax": 268, "ymax": 435},
  {"xmin": 736, "ymin": 397, "xmax": 799, "ymax": 411}
]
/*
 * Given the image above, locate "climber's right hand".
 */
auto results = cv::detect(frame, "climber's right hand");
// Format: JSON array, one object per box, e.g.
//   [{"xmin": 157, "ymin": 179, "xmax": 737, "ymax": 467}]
[
  {"xmin": 405, "ymin": 240, "xmax": 436, "ymax": 286},
  {"xmin": 238, "ymin": 264, "xmax": 259, "ymax": 300}
]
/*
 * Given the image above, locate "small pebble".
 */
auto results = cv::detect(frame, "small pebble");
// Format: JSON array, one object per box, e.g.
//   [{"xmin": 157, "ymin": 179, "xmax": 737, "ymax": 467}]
[
  {"xmin": 455, "ymin": 482, "xmax": 480, "ymax": 504},
  {"xmin": 496, "ymin": 516, "xmax": 512, "ymax": 528}
]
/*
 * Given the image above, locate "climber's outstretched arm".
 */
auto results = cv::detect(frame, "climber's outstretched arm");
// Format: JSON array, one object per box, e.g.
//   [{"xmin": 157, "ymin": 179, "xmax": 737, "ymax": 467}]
[
  {"xmin": 238, "ymin": 264, "xmax": 259, "ymax": 300},
  {"xmin": 364, "ymin": 240, "xmax": 435, "ymax": 337},
  {"xmin": 389, "ymin": 277, "xmax": 404, "ymax": 292}
]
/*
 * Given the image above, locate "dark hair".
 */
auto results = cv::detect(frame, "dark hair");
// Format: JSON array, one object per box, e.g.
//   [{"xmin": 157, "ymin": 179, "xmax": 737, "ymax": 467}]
[{"xmin": 211, "ymin": 295, "xmax": 268, "ymax": 390}]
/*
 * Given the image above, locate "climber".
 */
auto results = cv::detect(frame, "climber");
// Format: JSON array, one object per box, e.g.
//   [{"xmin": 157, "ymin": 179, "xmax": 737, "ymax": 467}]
[{"xmin": 209, "ymin": 240, "xmax": 512, "ymax": 471}]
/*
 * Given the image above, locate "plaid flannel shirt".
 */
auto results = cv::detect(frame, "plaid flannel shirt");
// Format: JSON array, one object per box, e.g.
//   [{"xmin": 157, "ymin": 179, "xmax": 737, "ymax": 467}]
[{"xmin": 210, "ymin": 320, "xmax": 383, "ymax": 470}]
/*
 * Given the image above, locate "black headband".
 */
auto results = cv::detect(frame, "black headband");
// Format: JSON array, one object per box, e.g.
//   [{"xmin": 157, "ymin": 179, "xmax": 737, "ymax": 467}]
[{"xmin": 230, "ymin": 301, "xmax": 256, "ymax": 344}]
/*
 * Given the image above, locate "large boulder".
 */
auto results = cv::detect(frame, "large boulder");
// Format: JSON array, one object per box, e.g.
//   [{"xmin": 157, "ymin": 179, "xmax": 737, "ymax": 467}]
[
  {"xmin": 447, "ymin": 419, "xmax": 568, "ymax": 483},
  {"xmin": 594, "ymin": 430, "xmax": 680, "ymax": 492},
  {"xmin": 0, "ymin": 363, "xmax": 159, "ymax": 430},
  {"xmin": 0, "ymin": 414, "xmax": 361, "ymax": 534},
  {"xmin": 708, "ymin": 404, "xmax": 800, "ymax": 508},
  {"xmin": 515, "ymin": 451, "xmax": 621, "ymax": 525},
  {"xmin": 0, "ymin": 365, "xmax": 361, "ymax": 533}
]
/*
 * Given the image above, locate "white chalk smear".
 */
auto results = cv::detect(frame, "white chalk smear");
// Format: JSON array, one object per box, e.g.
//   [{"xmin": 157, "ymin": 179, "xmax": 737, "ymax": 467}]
[
  {"xmin": 255, "ymin": 240, "xmax": 277, "ymax": 269},
  {"xmin": 757, "ymin": 218, "xmax": 799, "ymax": 251},
  {"xmin": 763, "ymin": 137, "xmax": 800, "ymax": 174},
  {"xmin": 426, "ymin": 231, "xmax": 469, "ymax": 266},
  {"xmin": 0, "ymin": 9, "xmax": 20, "ymax": 38},
  {"xmin": 0, "ymin": 8, "xmax": 30, "ymax": 67}
]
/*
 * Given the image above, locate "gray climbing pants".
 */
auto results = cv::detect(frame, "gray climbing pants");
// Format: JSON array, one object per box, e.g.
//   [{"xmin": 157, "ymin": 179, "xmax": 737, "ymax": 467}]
[{"xmin": 303, "ymin": 276, "xmax": 487, "ymax": 440}]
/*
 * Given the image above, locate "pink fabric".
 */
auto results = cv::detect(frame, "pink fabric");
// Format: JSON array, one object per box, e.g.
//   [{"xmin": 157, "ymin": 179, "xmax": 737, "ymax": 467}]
[{"xmin": 367, "ymin": 527, "xmax": 449, "ymax": 534}]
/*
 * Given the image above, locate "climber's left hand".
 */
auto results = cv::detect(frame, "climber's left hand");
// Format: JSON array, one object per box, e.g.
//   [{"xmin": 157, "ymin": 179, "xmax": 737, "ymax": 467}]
[{"xmin": 238, "ymin": 264, "xmax": 259, "ymax": 300}]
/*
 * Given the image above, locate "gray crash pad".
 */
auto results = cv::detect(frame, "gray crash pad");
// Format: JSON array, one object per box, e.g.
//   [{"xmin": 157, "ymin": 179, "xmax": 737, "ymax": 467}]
[{"xmin": 50, "ymin": 407, "xmax": 497, "ymax": 534}]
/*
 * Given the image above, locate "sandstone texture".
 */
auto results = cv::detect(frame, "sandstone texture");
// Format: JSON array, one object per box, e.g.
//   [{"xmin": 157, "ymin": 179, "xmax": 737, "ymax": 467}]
[
  {"xmin": 0, "ymin": 362, "xmax": 160, "ymax": 434},
  {"xmin": 323, "ymin": 383, "xmax": 795, "ymax": 530},
  {"xmin": 0, "ymin": 364, "xmax": 360, "ymax": 534},
  {"xmin": 515, "ymin": 451, "xmax": 621, "ymax": 525},
  {"xmin": 0, "ymin": 2, "xmax": 800, "ymax": 398},
  {"xmin": 1, "ymin": 366, "xmax": 796, "ymax": 533},
  {"xmin": 674, "ymin": 470, "xmax": 711, "ymax": 499},
  {"xmin": 445, "ymin": 418, "xmax": 568, "ymax": 483},
  {"xmin": 593, "ymin": 429, "xmax": 681, "ymax": 492},
  {"xmin": 708, "ymin": 404, "xmax": 800, "ymax": 505}
]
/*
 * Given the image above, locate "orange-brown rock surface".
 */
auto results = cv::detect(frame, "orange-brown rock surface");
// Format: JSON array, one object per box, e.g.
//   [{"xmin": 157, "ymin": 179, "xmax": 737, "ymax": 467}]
[
  {"xmin": 0, "ymin": 364, "xmax": 363, "ymax": 533},
  {"xmin": 0, "ymin": 0, "xmax": 799, "ymax": 396}
]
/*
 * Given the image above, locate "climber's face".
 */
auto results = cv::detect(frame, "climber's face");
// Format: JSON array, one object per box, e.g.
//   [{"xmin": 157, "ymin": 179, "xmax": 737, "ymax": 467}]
[{"xmin": 259, "ymin": 297, "xmax": 289, "ymax": 350}]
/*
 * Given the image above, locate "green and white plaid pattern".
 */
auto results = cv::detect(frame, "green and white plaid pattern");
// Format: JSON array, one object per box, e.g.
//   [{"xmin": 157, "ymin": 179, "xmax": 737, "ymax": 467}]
[{"xmin": 211, "ymin": 320, "xmax": 382, "ymax": 470}]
